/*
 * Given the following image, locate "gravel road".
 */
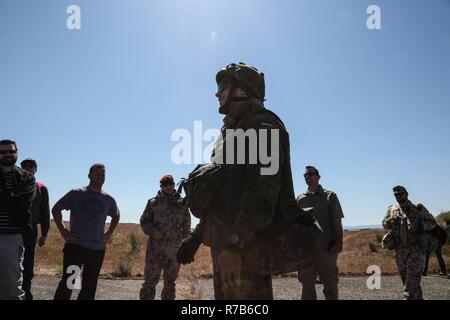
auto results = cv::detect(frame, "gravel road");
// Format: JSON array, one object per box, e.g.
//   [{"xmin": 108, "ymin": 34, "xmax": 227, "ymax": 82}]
[{"xmin": 31, "ymin": 275, "xmax": 449, "ymax": 300}]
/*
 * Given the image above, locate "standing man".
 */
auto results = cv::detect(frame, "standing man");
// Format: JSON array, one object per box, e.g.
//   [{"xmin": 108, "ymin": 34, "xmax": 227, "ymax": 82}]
[
  {"xmin": 182, "ymin": 63, "xmax": 292, "ymax": 300},
  {"xmin": 0, "ymin": 140, "xmax": 36, "ymax": 300},
  {"xmin": 52, "ymin": 163, "xmax": 120, "ymax": 300},
  {"xmin": 20, "ymin": 158, "xmax": 50, "ymax": 300},
  {"xmin": 382, "ymin": 185, "xmax": 436, "ymax": 300},
  {"xmin": 297, "ymin": 166, "xmax": 344, "ymax": 300},
  {"xmin": 140, "ymin": 174, "xmax": 190, "ymax": 300}
]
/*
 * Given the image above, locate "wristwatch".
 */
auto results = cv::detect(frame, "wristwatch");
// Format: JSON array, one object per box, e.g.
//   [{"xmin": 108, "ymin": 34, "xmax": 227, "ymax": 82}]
[{"xmin": 226, "ymin": 232, "xmax": 245, "ymax": 248}]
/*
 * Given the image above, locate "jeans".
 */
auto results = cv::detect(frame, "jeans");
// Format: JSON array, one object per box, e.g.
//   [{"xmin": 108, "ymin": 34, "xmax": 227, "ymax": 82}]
[{"xmin": 0, "ymin": 233, "xmax": 24, "ymax": 300}]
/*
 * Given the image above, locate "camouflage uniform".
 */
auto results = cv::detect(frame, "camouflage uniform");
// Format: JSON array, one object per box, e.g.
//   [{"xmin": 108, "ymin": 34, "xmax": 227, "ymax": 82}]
[
  {"xmin": 382, "ymin": 201, "xmax": 436, "ymax": 300},
  {"xmin": 202, "ymin": 95, "xmax": 291, "ymax": 300},
  {"xmin": 139, "ymin": 190, "xmax": 190, "ymax": 300},
  {"xmin": 175, "ymin": 63, "xmax": 297, "ymax": 300}
]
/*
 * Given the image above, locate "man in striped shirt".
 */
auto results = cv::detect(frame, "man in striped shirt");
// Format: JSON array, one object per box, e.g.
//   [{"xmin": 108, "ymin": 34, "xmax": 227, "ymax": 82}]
[{"xmin": 0, "ymin": 139, "xmax": 36, "ymax": 300}]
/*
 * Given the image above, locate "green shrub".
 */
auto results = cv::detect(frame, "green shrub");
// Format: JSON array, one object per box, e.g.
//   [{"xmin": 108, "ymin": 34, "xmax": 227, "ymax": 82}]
[
  {"xmin": 129, "ymin": 232, "xmax": 141, "ymax": 254},
  {"xmin": 113, "ymin": 261, "xmax": 132, "ymax": 278},
  {"xmin": 368, "ymin": 241, "xmax": 378, "ymax": 252}
]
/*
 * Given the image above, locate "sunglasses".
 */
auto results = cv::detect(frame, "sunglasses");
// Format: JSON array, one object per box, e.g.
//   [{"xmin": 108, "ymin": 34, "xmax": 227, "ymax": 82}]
[
  {"xmin": 0, "ymin": 150, "xmax": 17, "ymax": 155},
  {"xmin": 394, "ymin": 192, "xmax": 405, "ymax": 197}
]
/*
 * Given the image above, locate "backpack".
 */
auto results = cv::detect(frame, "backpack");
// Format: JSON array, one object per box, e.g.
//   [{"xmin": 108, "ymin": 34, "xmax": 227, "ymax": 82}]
[
  {"xmin": 177, "ymin": 163, "xmax": 223, "ymax": 219},
  {"xmin": 251, "ymin": 203, "xmax": 323, "ymax": 275},
  {"xmin": 431, "ymin": 225, "xmax": 448, "ymax": 245}
]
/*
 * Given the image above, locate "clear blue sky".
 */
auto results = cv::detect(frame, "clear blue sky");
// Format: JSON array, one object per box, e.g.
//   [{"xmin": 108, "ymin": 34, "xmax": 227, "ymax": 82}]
[{"xmin": 1, "ymin": 0, "xmax": 449, "ymax": 226}]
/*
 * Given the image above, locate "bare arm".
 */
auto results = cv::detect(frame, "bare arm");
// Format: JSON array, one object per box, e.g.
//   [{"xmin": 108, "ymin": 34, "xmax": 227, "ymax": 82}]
[
  {"xmin": 52, "ymin": 203, "xmax": 76, "ymax": 242},
  {"xmin": 52, "ymin": 203, "xmax": 65, "ymax": 233},
  {"xmin": 107, "ymin": 215, "xmax": 120, "ymax": 234},
  {"xmin": 104, "ymin": 214, "xmax": 120, "ymax": 243}
]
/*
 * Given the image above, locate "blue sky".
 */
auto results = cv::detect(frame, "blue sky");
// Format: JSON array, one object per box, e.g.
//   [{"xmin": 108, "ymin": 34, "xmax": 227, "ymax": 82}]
[{"xmin": 1, "ymin": 0, "xmax": 449, "ymax": 226}]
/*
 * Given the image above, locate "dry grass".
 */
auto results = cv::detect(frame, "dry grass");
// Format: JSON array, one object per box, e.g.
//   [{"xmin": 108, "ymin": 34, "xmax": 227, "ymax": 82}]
[
  {"xmin": 436, "ymin": 211, "xmax": 450, "ymax": 226},
  {"xmin": 34, "ymin": 221, "xmax": 449, "ymax": 278}
]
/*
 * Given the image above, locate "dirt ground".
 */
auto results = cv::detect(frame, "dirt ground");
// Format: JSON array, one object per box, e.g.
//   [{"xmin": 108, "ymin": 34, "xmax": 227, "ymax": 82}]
[{"xmin": 32, "ymin": 274, "xmax": 450, "ymax": 300}]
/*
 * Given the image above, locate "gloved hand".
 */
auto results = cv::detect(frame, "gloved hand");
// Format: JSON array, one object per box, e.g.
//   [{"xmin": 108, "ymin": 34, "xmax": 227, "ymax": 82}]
[
  {"xmin": 218, "ymin": 249, "xmax": 242, "ymax": 289},
  {"xmin": 177, "ymin": 234, "xmax": 202, "ymax": 264}
]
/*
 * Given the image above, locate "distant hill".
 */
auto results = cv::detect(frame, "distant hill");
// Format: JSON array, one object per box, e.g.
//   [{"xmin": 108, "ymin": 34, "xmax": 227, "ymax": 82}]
[
  {"xmin": 344, "ymin": 225, "xmax": 383, "ymax": 231},
  {"xmin": 34, "ymin": 219, "xmax": 449, "ymax": 279}
]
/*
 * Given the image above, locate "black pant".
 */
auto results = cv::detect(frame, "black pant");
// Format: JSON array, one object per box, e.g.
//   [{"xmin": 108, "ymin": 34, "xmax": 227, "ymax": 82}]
[
  {"xmin": 22, "ymin": 224, "xmax": 38, "ymax": 300},
  {"xmin": 54, "ymin": 243, "xmax": 105, "ymax": 300},
  {"xmin": 424, "ymin": 244, "xmax": 447, "ymax": 275}
]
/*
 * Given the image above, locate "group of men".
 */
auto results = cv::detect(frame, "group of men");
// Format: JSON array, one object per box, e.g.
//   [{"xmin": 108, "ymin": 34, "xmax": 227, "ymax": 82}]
[
  {"xmin": 139, "ymin": 63, "xmax": 447, "ymax": 301},
  {"xmin": 0, "ymin": 62, "xmax": 447, "ymax": 300},
  {"xmin": 0, "ymin": 141, "xmax": 120, "ymax": 300}
]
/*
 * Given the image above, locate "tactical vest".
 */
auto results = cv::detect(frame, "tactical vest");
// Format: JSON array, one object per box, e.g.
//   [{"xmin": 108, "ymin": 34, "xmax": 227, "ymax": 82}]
[{"xmin": 390, "ymin": 203, "xmax": 426, "ymax": 248}]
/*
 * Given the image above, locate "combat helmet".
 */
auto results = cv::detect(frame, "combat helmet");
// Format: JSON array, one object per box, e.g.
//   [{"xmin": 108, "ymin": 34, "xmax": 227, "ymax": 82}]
[{"xmin": 216, "ymin": 62, "xmax": 265, "ymax": 101}]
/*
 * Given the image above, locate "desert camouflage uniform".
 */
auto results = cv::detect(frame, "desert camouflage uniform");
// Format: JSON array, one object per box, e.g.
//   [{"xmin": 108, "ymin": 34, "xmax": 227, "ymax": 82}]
[
  {"xmin": 382, "ymin": 201, "xmax": 436, "ymax": 300},
  {"xmin": 202, "ymin": 98, "xmax": 292, "ymax": 299},
  {"xmin": 139, "ymin": 190, "xmax": 190, "ymax": 300}
]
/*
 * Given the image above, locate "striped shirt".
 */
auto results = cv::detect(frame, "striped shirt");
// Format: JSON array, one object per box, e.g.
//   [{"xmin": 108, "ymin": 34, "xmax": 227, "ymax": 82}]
[
  {"xmin": 2, "ymin": 169, "xmax": 14, "ymax": 190},
  {"xmin": 0, "ymin": 168, "xmax": 23, "ymax": 233}
]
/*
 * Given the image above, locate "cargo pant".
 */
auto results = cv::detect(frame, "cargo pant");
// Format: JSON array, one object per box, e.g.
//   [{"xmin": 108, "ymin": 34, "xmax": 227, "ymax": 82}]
[
  {"xmin": 298, "ymin": 251, "xmax": 339, "ymax": 300},
  {"xmin": 140, "ymin": 238, "xmax": 180, "ymax": 300},
  {"xmin": 0, "ymin": 234, "xmax": 24, "ymax": 300},
  {"xmin": 395, "ymin": 245, "xmax": 425, "ymax": 300},
  {"xmin": 211, "ymin": 246, "xmax": 273, "ymax": 300}
]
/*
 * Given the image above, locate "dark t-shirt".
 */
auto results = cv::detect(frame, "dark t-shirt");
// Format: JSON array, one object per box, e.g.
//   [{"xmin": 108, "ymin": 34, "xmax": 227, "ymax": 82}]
[{"xmin": 56, "ymin": 187, "xmax": 119, "ymax": 250}]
